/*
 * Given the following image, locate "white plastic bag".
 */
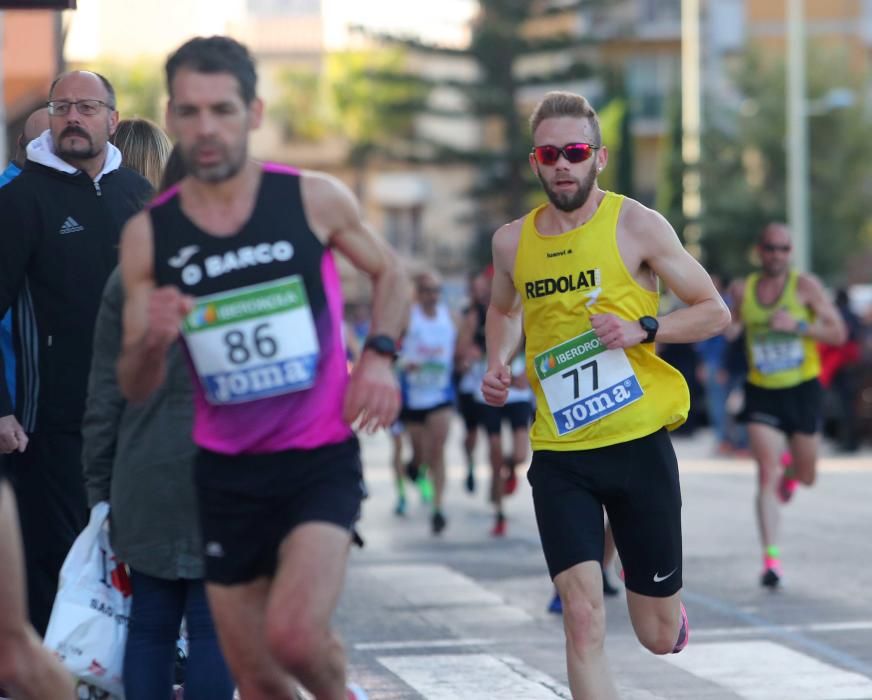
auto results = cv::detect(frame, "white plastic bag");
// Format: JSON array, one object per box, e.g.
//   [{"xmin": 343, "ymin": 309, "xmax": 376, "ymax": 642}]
[{"xmin": 44, "ymin": 502, "xmax": 131, "ymax": 698}]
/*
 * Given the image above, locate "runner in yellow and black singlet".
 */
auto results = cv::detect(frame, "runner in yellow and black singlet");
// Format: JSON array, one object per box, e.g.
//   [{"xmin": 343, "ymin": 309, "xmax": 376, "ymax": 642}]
[
  {"xmin": 481, "ymin": 91, "xmax": 730, "ymax": 700},
  {"xmin": 731, "ymin": 223, "xmax": 846, "ymax": 590}
]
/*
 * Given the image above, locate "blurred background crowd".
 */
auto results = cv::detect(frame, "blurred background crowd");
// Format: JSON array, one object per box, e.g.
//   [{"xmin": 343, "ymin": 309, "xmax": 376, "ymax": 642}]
[{"xmin": 2, "ymin": 0, "xmax": 871, "ymax": 452}]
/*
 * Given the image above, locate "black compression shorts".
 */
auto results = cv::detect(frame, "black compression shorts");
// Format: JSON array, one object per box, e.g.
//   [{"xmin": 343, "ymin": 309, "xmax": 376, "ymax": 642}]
[{"xmin": 527, "ymin": 428, "xmax": 682, "ymax": 598}]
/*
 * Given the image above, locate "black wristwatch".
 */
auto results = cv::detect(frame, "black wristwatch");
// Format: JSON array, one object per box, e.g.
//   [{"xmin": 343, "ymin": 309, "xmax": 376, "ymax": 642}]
[
  {"xmin": 639, "ymin": 316, "xmax": 659, "ymax": 343},
  {"xmin": 363, "ymin": 334, "xmax": 398, "ymax": 360}
]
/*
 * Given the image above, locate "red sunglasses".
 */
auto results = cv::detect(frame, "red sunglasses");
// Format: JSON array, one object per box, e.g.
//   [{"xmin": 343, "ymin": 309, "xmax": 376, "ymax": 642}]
[{"xmin": 532, "ymin": 143, "xmax": 599, "ymax": 166}]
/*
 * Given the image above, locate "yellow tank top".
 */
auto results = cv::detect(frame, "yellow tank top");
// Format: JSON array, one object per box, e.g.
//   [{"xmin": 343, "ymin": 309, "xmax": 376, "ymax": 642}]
[
  {"xmin": 514, "ymin": 193, "xmax": 689, "ymax": 452},
  {"xmin": 741, "ymin": 271, "xmax": 820, "ymax": 389}
]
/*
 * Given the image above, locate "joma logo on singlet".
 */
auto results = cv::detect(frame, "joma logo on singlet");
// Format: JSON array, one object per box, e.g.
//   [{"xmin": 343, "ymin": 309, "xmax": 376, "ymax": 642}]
[
  {"xmin": 212, "ymin": 359, "xmax": 313, "ymax": 402},
  {"xmin": 524, "ymin": 269, "xmax": 601, "ymax": 299},
  {"xmin": 172, "ymin": 241, "xmax": 295, "ymax": 286}
]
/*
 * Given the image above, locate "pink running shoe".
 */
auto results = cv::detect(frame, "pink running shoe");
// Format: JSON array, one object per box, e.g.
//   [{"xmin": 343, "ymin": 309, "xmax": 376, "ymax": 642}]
[
  {"xmin": 672, "ymin": 603, "xmax": 690, "ymax": 654},
  {"xmin": 347, "ymin": 682, "xmax": 369, "ymax": 700},
  {"xmin": 777, "ymin": 451, "xmax": 798, "ymax": 503}
]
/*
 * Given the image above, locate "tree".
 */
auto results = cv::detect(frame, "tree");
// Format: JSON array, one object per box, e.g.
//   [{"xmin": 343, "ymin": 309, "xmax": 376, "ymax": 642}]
[
  {"xmin": 700, "ymin": 51, "xmax": 872, "ymax": 280},
  {"xmin": 654, "ymin": 92, "xmax": 686, "ymax": 244},
  {"xmin": 326, "ymin": 48, "xmax": 428, "ymax": 167},
  {"xmin": 269, "ymin": 66, "xmax": 330, "ymax": 142},
  {"xmin": 356, "ymin": 0, "xmax": 606, "ymax": 265},
  {"xmin": 597, "ymin": 96, "xmax": 634, "ymax": 201},
  {"xmin": 89, "ymin": 59, "xmax": 164, "ymax": 123}
]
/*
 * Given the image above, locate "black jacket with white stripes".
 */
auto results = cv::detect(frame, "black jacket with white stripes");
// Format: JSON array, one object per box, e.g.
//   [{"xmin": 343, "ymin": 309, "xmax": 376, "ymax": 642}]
[{"xmin": 0, "ymin": 135, "xmax": 152, "ymax": 433}]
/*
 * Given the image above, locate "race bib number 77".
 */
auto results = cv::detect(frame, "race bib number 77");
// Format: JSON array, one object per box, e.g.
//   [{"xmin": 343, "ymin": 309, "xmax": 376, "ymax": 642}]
[
  {"xmin": 182, "ymin": 276, "xmax": 320, "ymax": 404},
  {"xmin": 534, "ymin": 329, "xmax": 644, "ymax": 436}
]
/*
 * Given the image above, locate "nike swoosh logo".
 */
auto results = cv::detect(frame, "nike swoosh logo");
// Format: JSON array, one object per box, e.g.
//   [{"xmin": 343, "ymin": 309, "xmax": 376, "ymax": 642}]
[{"xmin": 653, "ymin": 568, "xmax": 678, "ymax": 583}]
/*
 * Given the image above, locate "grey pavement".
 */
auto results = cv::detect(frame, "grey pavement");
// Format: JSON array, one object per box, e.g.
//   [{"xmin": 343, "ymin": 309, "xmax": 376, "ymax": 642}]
[{"xmin": 336, "ymin": 418, "xmax": 872, "ymax": 699}]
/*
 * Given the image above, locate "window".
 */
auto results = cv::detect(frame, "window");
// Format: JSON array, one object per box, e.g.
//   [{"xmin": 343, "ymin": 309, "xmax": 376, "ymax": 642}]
[
  {"xmin": 637, "ymin": 0, "xmax": 680, "ymax": 23},
  {"xmin": 708, "ymin": 0, "xmax": 745, "ymax": 51},
  {"xmin": 863, "ymin": 0, "xmax": 872, "ymax": 44},
  {"xmin": 626, "ymin": 53, "xmax": 680, "ymax": 119}
]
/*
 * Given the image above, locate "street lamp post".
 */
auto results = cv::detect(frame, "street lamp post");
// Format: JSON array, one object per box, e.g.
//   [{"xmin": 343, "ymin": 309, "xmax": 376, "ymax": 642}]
[
  {"xmin": 681, "ymin": 0, "xmax": 702, "ymax": 258},
  {"xmin": 786, "ymin": 0, "xmax": 810, "ymax": 272}
]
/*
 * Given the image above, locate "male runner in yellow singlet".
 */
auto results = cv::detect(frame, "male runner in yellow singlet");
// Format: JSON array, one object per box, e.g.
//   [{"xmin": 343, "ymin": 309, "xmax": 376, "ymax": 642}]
[
  {"xmin": 482, "ymin": 90, "xmax": 730, "ymax": 700},
  {"xmin": 731, "ymin": 223, "xmax": 845, "ymax": 589}
]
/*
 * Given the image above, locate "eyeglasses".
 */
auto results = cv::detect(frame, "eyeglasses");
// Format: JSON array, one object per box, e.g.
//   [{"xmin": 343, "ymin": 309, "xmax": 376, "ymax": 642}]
[
  {"xmin": 418, "ymin": 286, "xmax": 442, "ymax": 294},
  {"xmin": 760, "ymin": 243, "xmax": 791, "ymax": 253},
  {"xmin": 47, "ymin": 99, "xmax": 115, "ymax": 117},
  {"xmin": 532, "ymin": 143, "xmax": 599, "ymax": 166}
]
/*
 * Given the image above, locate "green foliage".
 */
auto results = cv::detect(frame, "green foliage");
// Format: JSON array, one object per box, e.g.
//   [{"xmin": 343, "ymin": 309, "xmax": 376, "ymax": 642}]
[
  {"xmin": 596, "ymin": 98, "xmax": 623, "ymax": 193},
  {"xmin": 327, "ymin": 49, "xmax": 427, "ymax": 163},
  {"xmin": 700, "ymin": 50, "xmax": 871, "ymax": 280},
  {"xmin": 88, "ymin": 59, "xmax": 164, "ymax": 123},
  {"xmin": 655, "ymin": 92, "xmax": 686, "ymax": 243},
  {"xmin": 268, "ymin": 66, "xmax": 330, "ymax": 142},
  {"xmin": 358, "ymin": 0, "xmax": 605, "ymax": 267}
]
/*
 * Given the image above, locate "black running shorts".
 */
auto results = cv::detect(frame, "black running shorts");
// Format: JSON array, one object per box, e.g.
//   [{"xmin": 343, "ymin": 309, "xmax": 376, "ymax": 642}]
[
  {"xmin": 457, "ymin": 392, "xmax": 480, "ymax": 431},
  {"xmin": 194, "ymin": 437, "xmax": 365, "ymax": 585},
  {"xmin": 400, "ymin": 402, "xmax": 454, "ymax": 424},
  {"xmin": 527, "ymin": 428, "xmax": 683, "ymax": 598},
  {"xmin": 738, "ymin": 378, "xmax": 822, "ymax": 435},
  {"xmin": 477, "ymin": 401, "xmax": 533, "ymax": 436}
]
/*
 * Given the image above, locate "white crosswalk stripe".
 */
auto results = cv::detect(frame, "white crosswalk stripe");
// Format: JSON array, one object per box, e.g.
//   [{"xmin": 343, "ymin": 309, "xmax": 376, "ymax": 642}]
[
  {"xmin": 350, "ymin": 563, "xmax": 872, "ymax": 698},
  {"xmin": 663, "ymin": 640, "xmax": 872, "ymax": 699},
  {"xmin": 376, "ymin": 654, "xmax": 571, "ymax": 699}
]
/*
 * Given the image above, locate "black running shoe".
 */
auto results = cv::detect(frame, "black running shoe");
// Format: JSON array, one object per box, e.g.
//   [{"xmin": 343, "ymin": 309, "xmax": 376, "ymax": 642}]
[
  {"xmin": 760, "ymin": 567, "xmax": 781, "ymax": 589},
  {"xmin": 431, "ymin": 511, "xmax": 447, "ymax": 535},
  {"xmin": 405, "ymin": 460, "xmax": 419, "ymax": 482}
]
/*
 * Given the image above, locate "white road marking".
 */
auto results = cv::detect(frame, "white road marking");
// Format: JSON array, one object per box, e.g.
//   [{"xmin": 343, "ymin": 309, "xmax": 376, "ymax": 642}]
[
  {"xmin": 362, "ymin": 564, "xmax": 503, "ymax": 606},
  {"xmin": 663, "ymin": 640, "xmax": 872, "ymax": 699},
  {"xmin": 692, "ymin": 620, "xmax": 872, "ymax": 638},
  {"xmin": 376, "ymin": 654, "xmax": 571, "ymax": 699},
  {"xmin": 356, "ymin": 638, "xmax": 494, "ymax": 651}
]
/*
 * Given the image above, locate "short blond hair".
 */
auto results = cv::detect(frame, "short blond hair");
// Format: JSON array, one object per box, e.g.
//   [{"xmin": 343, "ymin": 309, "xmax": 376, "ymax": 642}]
[
  {"xmin": 111, "ymin": 117, "xmax": 173, "ymax": 190},
  {"xmin": 529, "ymin": 91, "xmax": 601, "ymax": 145}
]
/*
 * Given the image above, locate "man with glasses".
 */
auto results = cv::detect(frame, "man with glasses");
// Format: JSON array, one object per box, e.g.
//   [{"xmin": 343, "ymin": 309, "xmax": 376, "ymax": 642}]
[
  {"xmin": 481, "ymin": 90, "xmax": 730, "ymax": 699},
  {"xmin": 0, "ymin": 70, "xmax": 152, "ymax": 635},
  {"xmin": 730, "ymin": 223, "xmax": 845, "ymax": 589}
]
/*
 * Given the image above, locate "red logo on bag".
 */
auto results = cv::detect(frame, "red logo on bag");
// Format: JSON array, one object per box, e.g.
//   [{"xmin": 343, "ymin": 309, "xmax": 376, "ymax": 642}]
[
  {"xmin": 99, "ymin": 547, "xmax": 132, "ymax": 598},
  {"xmin": 88, "ymin": 659, "xmax": 107, "ymax": 677},
  {"xmin": 110, "ymin": 561, "xmax": 132, "ymax": 598}
]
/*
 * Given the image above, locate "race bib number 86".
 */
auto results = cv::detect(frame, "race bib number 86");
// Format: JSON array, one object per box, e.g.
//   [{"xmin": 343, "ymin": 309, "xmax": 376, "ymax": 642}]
[
  {"xmin": 182, "ymin": 276, "xmax": 320, "ymax": 404},
  {"xmin": 535, "ymin": 330, "xmax": 643, "ymax": 436}
]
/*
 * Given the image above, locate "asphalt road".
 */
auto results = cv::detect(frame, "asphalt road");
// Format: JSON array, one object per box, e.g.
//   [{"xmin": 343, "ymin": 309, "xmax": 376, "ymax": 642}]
[{"xmin": 336, "ymin": 421, "xmax": 872, "ymax": 699}]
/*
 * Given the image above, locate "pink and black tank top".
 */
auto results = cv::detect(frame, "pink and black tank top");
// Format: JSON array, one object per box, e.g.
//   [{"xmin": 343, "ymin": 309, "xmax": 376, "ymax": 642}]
[{"xmin": 151, "ymin": 164, "xmax": 353, "ymax": 455}]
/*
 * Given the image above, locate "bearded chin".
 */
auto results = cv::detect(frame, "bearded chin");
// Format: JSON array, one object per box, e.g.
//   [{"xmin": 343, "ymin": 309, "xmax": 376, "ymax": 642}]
[
  {"xmin": 57, "ymin": 136, "xmax": 97, "ymax": 160},
  {"xmin": 184, "ymin": 144, "xmax": 247, "ymax": 183},
  {"xmin": 539, "ymin": 167, "xmax": 597, "ymax": 213}
]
